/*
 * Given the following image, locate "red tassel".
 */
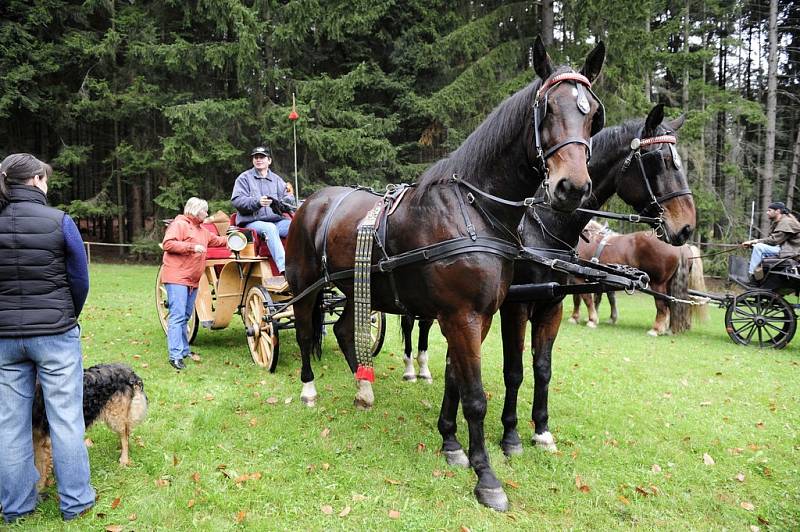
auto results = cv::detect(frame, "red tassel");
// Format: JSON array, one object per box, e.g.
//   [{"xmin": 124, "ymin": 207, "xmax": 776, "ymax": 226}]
[{"xmin": 355, "ymin": 365, "xmax": 375, "ymax": 383}]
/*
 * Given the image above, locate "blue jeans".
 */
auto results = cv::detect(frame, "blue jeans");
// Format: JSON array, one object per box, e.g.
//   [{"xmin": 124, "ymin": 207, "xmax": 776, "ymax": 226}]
[
  {"xmin": 165, "ymin": 284, "xmax": 198, "ymax": 362},
  {"xmin": 749, "ymin": 243, "xmax": 780, "ymax": 274},
  {"xmin": 245, "ymin": 218, "xmax": 291, "ymax": 272},
  {"xmin": 0, "ymin": 326, "xmax": 95, "ymax": 522}
]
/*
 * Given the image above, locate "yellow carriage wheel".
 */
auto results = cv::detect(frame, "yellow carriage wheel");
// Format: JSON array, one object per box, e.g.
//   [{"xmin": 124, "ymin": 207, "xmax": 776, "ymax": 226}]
[
  {"xmin": 244, "ymin": 285, "xmax": 280, "ymax": 371},
  {"xmin": 369, "ymin": 311, "xmax": 386, "ymax": 357},
  {"xmin": 155, "ymin": 265, "xmax": 199, "ymax": 344}
]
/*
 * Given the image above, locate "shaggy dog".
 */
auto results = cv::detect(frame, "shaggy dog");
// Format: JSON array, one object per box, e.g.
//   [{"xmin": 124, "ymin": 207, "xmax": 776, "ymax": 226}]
[{"xmin": 32, "ymin": 363, "xmax": 148, "ymax": 491}]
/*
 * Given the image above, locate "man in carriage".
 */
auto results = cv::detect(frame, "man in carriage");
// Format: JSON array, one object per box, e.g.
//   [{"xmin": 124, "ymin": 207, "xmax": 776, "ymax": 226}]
[
  {"xmin": 231, "ymin": 146, "xmax": 292, "ymax": 287},
  {"xmin": 742, "ymin": 201, "xmax": 800, "ymax": 281}
]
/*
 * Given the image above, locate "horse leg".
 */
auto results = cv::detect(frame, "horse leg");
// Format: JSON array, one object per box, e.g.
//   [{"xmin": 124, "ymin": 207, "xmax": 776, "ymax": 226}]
[
  {"xmin": 439, "ymin": 312, "xmax": 508, "ymax": 512},
  {"xmin": 294, "ymin": 291, "xmax": 324, "ymax": 407},
  {"xmin": 437, "ymin": 347, "xmax": 469, "ymax": 468},
  {"xmin": 649, "ymin": 284, "xmax": 670, "ymax": 336},
  {"xmin": 568, "ymin": 293, "xmax": 581, "ymax": 324},
  {"xmin": 416, "ymin": 319, "xmax": 434, "ymax": 383},
  {"xmin": 400, "ymin": 315, "xmax": 417, "ymax": 382},
  {"xmin": 331, "ymin": 297, "xmax": 374, "ymax": 409},
  {"xmin": 498, "ymin": 302, "xmax": 526, "ymax": 456},
  {"xmin": 530, "ymin": 302, "xmax": 561, "ymax": 452},
  {"xmin": 584, "ymin": 293, "xmax": 598, "ymax": 328},
  {"xmin": 607, "ymin": 290, "xmax": 618, "ymax": 324}
]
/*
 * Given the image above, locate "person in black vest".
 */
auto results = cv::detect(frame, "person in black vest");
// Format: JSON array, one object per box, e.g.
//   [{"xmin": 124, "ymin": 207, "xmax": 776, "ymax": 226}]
[{"xmin": 0, "ymin": 154, "xmax": 95, "ymax": 523}]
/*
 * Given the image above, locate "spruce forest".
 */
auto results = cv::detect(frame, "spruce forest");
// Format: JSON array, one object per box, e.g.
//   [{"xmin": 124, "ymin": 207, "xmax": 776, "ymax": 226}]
[{"xmin": 2, "ymin": 0, "xmax": 798, "ymax": 260}]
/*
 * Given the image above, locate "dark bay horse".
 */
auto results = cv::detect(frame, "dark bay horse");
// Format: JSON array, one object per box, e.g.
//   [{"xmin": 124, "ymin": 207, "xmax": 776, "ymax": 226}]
[
  {"xmin": 568, "ymin": 222, "xmax": 707, "ymax": 335},
  {"xmin": 496, "ymin": 105, "xmax": 697, "ymax": 455},
  {"xmin": 285, "ymin": 37, "xmax": 606, "ymax": 511}
]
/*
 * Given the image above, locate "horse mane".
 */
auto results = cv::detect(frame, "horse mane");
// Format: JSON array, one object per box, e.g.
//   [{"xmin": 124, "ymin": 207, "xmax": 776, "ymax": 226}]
[
  {"xmin": 588, "ymin": 119, "xmax": 643, "ymax": 170},
  {"xmin": 415, "ymin": 68, "xmax": 574, "ymax": 197}
]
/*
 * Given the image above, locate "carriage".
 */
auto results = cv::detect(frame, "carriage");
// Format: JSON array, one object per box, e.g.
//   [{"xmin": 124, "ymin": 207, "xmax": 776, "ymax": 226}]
[
  {"xmin": 154, "ymin": 214, "xmax": 386, "ymax": 371},
  {"xmin": 689, "ymin": 253, "xmax": 800, "ymax": 349}
]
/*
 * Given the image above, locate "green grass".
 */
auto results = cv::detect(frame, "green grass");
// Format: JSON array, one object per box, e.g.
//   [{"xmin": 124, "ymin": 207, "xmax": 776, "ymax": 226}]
[{"xmin": 15, "ymin": 264, "xmax": 800, "ymax": 530}]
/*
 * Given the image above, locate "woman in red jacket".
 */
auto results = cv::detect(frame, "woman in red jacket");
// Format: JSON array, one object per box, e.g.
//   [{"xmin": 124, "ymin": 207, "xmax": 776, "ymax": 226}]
[{"xmin": 161, "ymin": 197, "xmax": 227, "ymax": 370}]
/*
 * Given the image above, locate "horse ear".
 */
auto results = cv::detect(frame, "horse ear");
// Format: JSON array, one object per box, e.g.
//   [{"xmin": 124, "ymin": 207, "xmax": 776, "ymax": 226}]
[
  {"xmin": 644, "ymin": 104, "xmax": 665, "ymax": 136},
  {"xmin": 579, "ymin": 41, "xmax": 605, "ymax": 83},
  {"xmin": 665, "ymin": 114, "xmax": 686, "ymax": 131},
  {"xmin": 533, "ymin": 35, "xmax": 554, "ymax": 81}
]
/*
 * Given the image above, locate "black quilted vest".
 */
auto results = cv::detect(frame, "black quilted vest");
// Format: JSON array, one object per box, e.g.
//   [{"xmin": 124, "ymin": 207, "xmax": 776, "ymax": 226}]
[{"xmin": 0, "ymin": 185, "xmax": 76, "ymax": 337}]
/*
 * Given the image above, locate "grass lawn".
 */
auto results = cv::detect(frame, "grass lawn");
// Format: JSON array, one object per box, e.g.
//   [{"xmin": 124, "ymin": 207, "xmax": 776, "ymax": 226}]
[{"xmin": 16, "ymin": 263, "xmax": 800, "ymax": 530}]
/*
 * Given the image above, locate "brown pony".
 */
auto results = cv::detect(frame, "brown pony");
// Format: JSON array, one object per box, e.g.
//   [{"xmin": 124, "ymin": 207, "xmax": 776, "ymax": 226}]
[
  {"xmin": 285, "ymin": 37, "xmax": 606, "ymax": 511},
  {"xmin": 569, "ymin": 222, "xmax": 708, "ymax": 335}
]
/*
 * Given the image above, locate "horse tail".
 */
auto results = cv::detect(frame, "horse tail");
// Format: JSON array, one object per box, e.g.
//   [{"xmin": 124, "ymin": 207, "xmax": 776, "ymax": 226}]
[
  {"xmin": 668, "ymin": 246, "xmax": 692, "ymax": 334},
  {"xmin": 310, "ymin": 290, "xmax": 325, "ymax": 361},
  {"xmin": 687, "ymin": 244, "xmax": 709, "ymax": 323}
]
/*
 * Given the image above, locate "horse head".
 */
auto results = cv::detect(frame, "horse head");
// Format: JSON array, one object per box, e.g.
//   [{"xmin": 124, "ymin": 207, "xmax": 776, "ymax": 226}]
[
  {"xmin": 532, "ymin": 36, "xmax": 605, "ymax": 212},
  {"xmin": 614, "ymin": 104, "xmax": 695, "ymax": 246}
]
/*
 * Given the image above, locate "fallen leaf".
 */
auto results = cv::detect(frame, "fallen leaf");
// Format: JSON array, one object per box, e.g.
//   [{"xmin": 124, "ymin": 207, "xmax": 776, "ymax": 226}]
[
  {"xmin": 284, "ymin": 397, "xmax": 292, "ymax": 404},
  {"xmin": 703, "ymin": 453, "xmax": 715, "ymax": 466},
  {"xmin": 416, "ymin": 442, "xmax": 426, "ymax": 452},
  {"xmin": 635, "ymin": 485, "xmax": 651, "ymax": 496},
  {"xmin": 321, "ymin": 427, "xmax": 331, "ymax": 438},
  {"xmin": 433, "ymin": 470, "xmax": 442, "ymax": 477},
  {"xmin": 504, "ymin": 479, "xmax": 520, "ymax": 489},
  {"xmin": 141, "ymin": 363, "xmax": 149, "ymax": 369},
  {"xmin": 735, "ymin": 472, "xmax": 745, "ymax": 482},
  {"xmin": 154, "ymin": 478, "xmax": 170, "ymax": 487},
  {"xmin": 321, "ymin": 505, "xmax": 334, "ymax": 515},
  {"xmin": 388, "ymin": 509, "xmax": 400, "ymax": 519},
  {"xmin": 618, "ymin": 495, "xmax": 630, "ymax": 505},
  {"xmin": 235, "ymin": 510, "xmax": 246, "ymax": 523},
  {"xmin": 575, "ymin": 475, "xmax": 590, "ymax": 493},
  {"xmin": 352, "ymin": 493, "xmax": 367, "ymax": 502},
  {"xmin": 249, "ymin": 418, "xmax": 258, "ymax": 427},
  {"xmin": 321, "ymin": 463, "xmax": 330, "ymax": 471},
  {"xmin": 755, "ymin": 421, "xmax": 765, "ymax": 429},
  {"xmin": 750, "ymin": 526, "xmax": 760, "ymax": 532},
  {"xmin": 763, "ymin": 467, "xmax": 772, "ymax": 477},
  {"xmin": 111, "ymin": 497, "xmax": 121, "ymax": 509},
  {"xmin": 699, "ymin": 401, "xmax": 712, "ymax": 407},
  {"xmin": 204, "ymin": 393, "xmax": 214, "ymax": 401},
  {"xmin": 187, "ymin": 499, "xmax": 195, "ymax": 508},
  {"xmin": 461, "ymin": 527, "xmax": 472, "ymax": 532},
  {"xmin": 339, "ymin": 506, "xmax": 351, "ymax": 517},
  {"xmin": 191, "ymin": 472, "xmax": 200, "ymax": 483},
  {"xmin": 740, "ymin": 501, "xmax": 755, "ymax": 511},
  {"xmin": 173, "ymin": 454, "xmax": 179, "ymax": 466},
  {"xmin": 128, "ymin": 513, "xmax": 137, "ymax": 521},
  {"xmin": 384, "ymin": 478, "xmax": 401, "ymax": 485},
  {"xmin": 133, "ymin": 355, "xmax": 141, "ymax": 359},
  {"xmin": 266, "ymin": 397, "xmax": 278, "ymax": 405},
  {"xmin": 105, "ymin": 526, "xmax": 123, "ymax": 532},
  {"xmin": 651, "ymin": 464, "xmax": 662, "ymax": 473}
]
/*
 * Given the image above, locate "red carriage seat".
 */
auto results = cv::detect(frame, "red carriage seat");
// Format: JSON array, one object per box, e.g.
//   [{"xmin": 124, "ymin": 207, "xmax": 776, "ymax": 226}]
[{"xmin": 201, "ymin": 223, "xmax": 233, "ymax": 259}]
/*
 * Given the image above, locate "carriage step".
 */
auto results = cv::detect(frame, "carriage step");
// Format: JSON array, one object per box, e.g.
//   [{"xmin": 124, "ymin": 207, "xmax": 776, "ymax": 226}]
[{"xmin": 263, "ymin": 276, "xmax": 289, "ymax": 293}]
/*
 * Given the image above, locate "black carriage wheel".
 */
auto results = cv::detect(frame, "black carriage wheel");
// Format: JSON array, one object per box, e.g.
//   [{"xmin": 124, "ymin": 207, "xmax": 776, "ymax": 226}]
[
  {"xmin": 155, "ymin": 265, "xmax": 199, "ymax": 344},
  {"xmin": 243, "ymin": 286, "xmax": 281, "ymax": 371},
  {"xmin": 724, "ymin": 289, "xmax": 796, "ymax": 349},
  {"xmin": 370, "ymin": 311, "xmax": 387, "ymax": 357}
]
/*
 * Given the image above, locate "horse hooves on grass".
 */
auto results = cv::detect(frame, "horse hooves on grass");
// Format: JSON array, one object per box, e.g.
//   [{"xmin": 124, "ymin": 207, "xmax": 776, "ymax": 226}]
[
  {"xmin": 474, "ymin": 486, "xmax": 509, "ymax": 512},
  {"xmin": 568, "ymin": 317, "xmax": 578, "ymax": 324},
  {"xmin": 353, "ymin": 397, "xmax": 373, "ymax": 410},
  {"xmin": 501, "ymin": 442, "xmax": 524, "ymax": 456},
  {"xmin": 402, "ymin": 374, "xmax": 417, "ymax": 382},
  {"xmin": 587, "ymin": 321, "xmax": 597, "ymax": 329},
  {"xmin": 301, "ymin": 396, "xmax": 316, "ymax": 408},
  {"xmin": 442, "ymin": 448, "xmax": 470, "ymax": 468},
  {"xmin": 646, "ymin": 329, "xmax": 659, "ymax": 337},
  {"xmin": 532, "ymin": 431, "xmax": 558, "ymax": 453},
  {"xmin": 417, "ymin": 375, "xmax": 433, "ymax": 384}
]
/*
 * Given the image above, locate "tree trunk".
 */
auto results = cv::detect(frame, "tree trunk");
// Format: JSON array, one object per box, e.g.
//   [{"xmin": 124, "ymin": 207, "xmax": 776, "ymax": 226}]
[
  {"xmin": 760, "ymin": 0, "xmax": 778, "ymax": 234},
  {"xmin": 787, "ymin": 126, "xmax": 800, "ymax": 210},
  {"xmin": 681, "ymin": 0, "xmax": 690, "ymax": 163},
  {"xmin": 541, "ymin": 0, "xmax": 554, "ymax": 47}
]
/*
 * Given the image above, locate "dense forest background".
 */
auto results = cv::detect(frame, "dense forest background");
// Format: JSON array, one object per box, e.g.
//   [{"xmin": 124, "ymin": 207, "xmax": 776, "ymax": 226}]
[{"xmin": 2, "ymin": 0, "xmax": 798, "ymax": 262}]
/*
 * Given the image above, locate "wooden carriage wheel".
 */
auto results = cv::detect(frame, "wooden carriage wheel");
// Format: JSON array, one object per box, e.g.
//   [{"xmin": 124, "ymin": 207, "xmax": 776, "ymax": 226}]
[
  {"xmin": 370, "ymin": 311, "xmax": 386, "ymax": 357},
  {"xmin": 725, "ymin": 289, "xmax": 796, "ymax": 349},
  {"xmin": 155, "ymin": 265, "xmax": 199, "ymax": 344},
  {"xmin": 243, "ymin": 285, "xmax": 280, "ymax": 371}
]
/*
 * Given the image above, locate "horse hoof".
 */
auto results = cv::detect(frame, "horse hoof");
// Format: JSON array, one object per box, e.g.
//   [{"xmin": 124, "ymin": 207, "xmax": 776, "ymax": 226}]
[
  {"xmin": 532, "ymin": 431, "xmax": 558, "ymax": 453},
  {"xmin": 587, "ymin": 321, "xmax": 597, "ymax": 329},
  {"xmin": 403, "ymin": 374, "xmax": 417, "ymax": 382},
  {"xmin": 474, "ymin": 486, "xmax": 509, "ymax": 512},
  {"xmin": 442, "ymin": 448, "xmax": 470, "ymax": 468},
  {"xmin": 646, "ymin": 329, "xmax": 658, "ymax": 337},
  {"xmin": 501, "ymin": 442, "xmax": 523, "ymax": 456},
  {"xmin": 301, "ymin": 396, "xmax": 316, "ymax": 408},
  {"xmin": 568, "ymin": 317, "xmax": 578, "ymax": 324},
  {"xmin": 417, "ymin": 374, "xmax": 433, "ymax": 384},
  {"xmin": 353, "ymin": 397, "xmax": 373, "ymax": 410}
]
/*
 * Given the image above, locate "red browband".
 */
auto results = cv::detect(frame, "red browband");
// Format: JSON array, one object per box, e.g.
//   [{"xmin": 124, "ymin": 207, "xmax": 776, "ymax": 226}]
[
  {"xmin": 639, "ymin": 135, "xmax": 677, "ymax": 147},
  {"xmin": 537, "ymin": 72, "xmax": 592, "ymax": 99}
]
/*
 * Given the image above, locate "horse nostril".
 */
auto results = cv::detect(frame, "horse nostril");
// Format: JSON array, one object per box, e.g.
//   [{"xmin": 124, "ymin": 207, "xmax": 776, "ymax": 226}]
[
  {"xmin": 680, "ymin": 225, "xmax": 694, "ymax": 242},
  {"xmin": 555, "ymin": 178, "xmax": 591, "ymax": 202}
]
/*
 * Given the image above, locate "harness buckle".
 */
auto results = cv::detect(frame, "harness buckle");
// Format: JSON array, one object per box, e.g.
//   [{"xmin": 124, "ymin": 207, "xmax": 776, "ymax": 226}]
[
  {"xmin": 523, "ymin": 197, "xmax": 537, "ymax": 207},
  {"xmin": 628, "ymin": 214, "xmax": 641, "ymax": 223},
  {"xmin": 466, "ymin": 192, "xmax": 475, "ymax": 204}
]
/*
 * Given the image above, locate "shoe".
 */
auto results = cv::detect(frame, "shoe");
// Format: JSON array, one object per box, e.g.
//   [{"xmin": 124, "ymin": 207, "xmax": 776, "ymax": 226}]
[
  {"xmin": 169, "ymin": 359, "xmax": 186, "ymax": 371},
  {"xmin": 63, "ymin": 504, "xmax": 93, "ymax": 521}
]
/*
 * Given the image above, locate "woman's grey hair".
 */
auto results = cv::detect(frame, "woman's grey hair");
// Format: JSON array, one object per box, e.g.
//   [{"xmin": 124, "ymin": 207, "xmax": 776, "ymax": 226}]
[{"xmin": 183, "ymin": 197, "xmax": 209, "ymax": 218}]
